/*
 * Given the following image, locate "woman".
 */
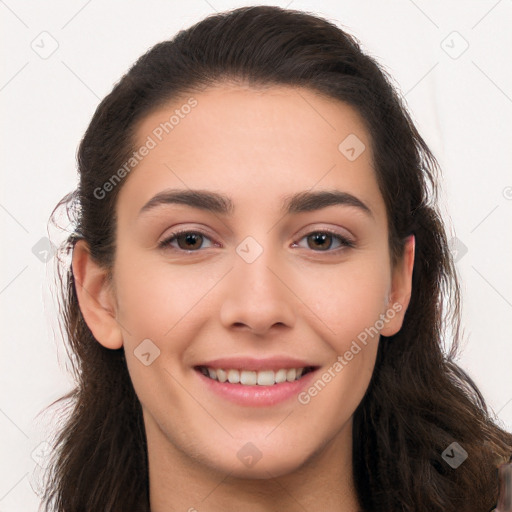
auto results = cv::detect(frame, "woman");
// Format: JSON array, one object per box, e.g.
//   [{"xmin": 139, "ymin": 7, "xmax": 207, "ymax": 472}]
[{"xmin": 41, "ymin": 5, "xmax": 512, "ymax": 511}]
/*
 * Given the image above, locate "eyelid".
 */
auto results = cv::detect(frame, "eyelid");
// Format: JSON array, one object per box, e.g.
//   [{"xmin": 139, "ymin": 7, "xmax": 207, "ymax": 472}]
[{"xmin": 294, "ymin": 224, "xmax": 355, "ymax": 242}]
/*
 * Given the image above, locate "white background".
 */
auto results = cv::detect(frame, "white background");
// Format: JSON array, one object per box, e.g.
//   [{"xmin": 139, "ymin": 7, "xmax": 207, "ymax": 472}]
[{"xmin": 1, "ymin": 0, "xmax": 511, "ymax": 509}]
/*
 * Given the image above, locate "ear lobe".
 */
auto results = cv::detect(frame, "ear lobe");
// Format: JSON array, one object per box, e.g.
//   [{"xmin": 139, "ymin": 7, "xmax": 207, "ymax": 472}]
[
  {"xmin": 380, "ymin": 234, "xmax": 415, "ymax": 337},
  {"xmin": 71, "ymin": 239, "xmax": 123, "ymax": 349}
]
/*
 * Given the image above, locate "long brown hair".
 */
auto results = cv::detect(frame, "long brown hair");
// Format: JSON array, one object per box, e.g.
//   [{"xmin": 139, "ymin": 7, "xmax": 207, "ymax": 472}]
[{"xmin": 41, "ymin": 5, "xmax": 512, "ymax": 511}]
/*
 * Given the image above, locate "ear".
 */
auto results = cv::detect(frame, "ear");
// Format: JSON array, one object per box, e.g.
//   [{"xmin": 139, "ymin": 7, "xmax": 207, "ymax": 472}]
[
  {"xmin": 71, "ymin": 239, "xmax": 123, "ymax": 349},
  {"xmin": 380, "ymin": 234, "xmax": 415, "ymax": 337}
]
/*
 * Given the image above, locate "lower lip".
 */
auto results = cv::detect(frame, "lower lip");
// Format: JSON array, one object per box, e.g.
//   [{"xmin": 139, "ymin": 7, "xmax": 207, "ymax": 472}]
[{"xmin": 195, "ymin": 369, "xmax": 318, "ymax": 407}]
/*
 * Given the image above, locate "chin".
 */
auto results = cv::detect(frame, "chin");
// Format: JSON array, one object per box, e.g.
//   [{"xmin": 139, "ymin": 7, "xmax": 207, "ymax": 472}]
[{"xmin": 209, "ymin": 446, "xmax": 312, "ymax": 480}]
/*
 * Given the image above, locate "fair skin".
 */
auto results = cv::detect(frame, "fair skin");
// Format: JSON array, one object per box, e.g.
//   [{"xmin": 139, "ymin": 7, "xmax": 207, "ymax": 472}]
[{"xmin": 72, "ymin": 84, "xmax": 415, "ymax": 511}]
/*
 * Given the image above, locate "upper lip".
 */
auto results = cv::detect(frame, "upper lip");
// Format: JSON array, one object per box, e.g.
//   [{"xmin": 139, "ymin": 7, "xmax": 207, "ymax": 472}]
[{"xmin": 195, "ymin": 357, "xmax": 319, "ymax": 372}]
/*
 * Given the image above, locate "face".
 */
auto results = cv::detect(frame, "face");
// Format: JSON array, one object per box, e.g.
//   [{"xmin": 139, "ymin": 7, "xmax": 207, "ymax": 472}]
[{"xmin": 75, "ymin": 84, "xmax": 414, "ymax": 480}]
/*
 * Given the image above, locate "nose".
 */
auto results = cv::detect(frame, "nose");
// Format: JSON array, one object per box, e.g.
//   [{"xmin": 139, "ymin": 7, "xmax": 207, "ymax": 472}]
[{"xmin": 219, "ymin": 246, "xmax": 296, "ymax": 336}]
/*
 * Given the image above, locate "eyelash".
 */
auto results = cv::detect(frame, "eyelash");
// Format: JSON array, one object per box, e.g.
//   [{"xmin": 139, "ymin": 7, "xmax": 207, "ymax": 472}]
[{"xmin": 158, "ymin": 228, "xmax": 356, "ymax": 254}]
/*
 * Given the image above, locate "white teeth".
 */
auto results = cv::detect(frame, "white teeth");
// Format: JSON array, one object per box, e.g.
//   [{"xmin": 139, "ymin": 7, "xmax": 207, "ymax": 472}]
[
  {"xmin": 275, "ymin": 369, "xmax": 287, "ymax": 383},
  {"xmin": 200, "ymin": 366, "xmax": 311, "ymax": 386},
  {"xmin": 240, "ymin": 370, "xmax": 257, "ymax": 385},
  {"xmin": 227, "ymin": 369, "xmax": 240, "ymax": 384},
  {"xmin": 257, "ymin": 370, "xmax": 275, "ymax": 386}
]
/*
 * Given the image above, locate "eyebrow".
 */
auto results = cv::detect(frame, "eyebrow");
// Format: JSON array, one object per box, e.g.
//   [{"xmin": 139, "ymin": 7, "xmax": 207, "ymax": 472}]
[{"xmin": 138, "ymin": 188, "xmax": 373, "ymax": 218}]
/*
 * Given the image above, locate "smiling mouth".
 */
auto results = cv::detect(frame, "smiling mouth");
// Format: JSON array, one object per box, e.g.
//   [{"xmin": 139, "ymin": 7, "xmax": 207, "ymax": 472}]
[{"xmin": 195, "ymin": 366, "xmax": 317, "ymax": 386}]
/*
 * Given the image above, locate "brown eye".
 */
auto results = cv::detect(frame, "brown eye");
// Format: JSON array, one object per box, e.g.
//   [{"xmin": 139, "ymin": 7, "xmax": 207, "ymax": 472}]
[
  {"xmin": 307, "ymin": 232, "xmax": 334, "ymax": 251},
  {"xmin": 159, "ymin": 231, "xmax": 215, "ymax": 252},
  {"xmin": 176, "ymin": 232, "xmax": 204, "ymax": 250},
  {"xmin": 294, "ymin": 230, "xmax": 355, "ymax": 253}
]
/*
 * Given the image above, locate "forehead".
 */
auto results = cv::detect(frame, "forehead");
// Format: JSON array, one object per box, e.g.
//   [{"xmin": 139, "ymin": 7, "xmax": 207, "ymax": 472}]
[
  {"xmin": 135, "ymin": 84, "xmax": 371, "ymax": 160},
  {"xmin": 119, "ymin": 84, "xmax": 385, "ymax": 222}
]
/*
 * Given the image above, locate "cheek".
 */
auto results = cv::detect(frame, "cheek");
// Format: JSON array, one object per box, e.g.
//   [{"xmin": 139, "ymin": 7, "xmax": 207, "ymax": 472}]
[
  {"xmin": 292, "ymin": 265, "xmax": 388, "ymax": 421},
  {"xmin": 113, "ymin": 254, "xmax": 228, "ymax": 342},
  {"xmin": 294, "ymin": 258, "xmax": 391, "ymax": 349},
  {"xmin": 114, "ymin": 255, "xmax": 218, "ymax": 407}
]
